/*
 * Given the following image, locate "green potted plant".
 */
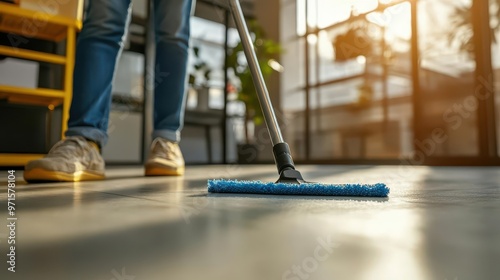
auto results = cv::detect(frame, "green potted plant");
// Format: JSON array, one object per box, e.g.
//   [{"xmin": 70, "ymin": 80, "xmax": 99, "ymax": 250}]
[
  {"xmin": 188, "ymin": 46, "xmax": 212, "ymax": 111},
  {"xmin": 227, "ymin": 20, "xmax": 282, "ymax": 163}
]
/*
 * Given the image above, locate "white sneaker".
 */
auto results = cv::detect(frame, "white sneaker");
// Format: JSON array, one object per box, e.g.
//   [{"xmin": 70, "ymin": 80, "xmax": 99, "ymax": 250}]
[
  {"xmin": 145, "ymin": 138, "xmax": 185, "ymax": 176},
  {"xmin": 24, "ymin": 136, "xmax": 105, "ymax": 182}
]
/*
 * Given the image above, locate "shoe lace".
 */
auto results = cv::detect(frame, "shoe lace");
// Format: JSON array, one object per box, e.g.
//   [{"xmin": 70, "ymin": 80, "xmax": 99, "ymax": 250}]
[
  {"xmin": 151, "ymin": 138, "xmax": 178, "ymax": 160},
  {"xmin": 48, "ymin": 137, "xmax": 90, "ymax": 160}
]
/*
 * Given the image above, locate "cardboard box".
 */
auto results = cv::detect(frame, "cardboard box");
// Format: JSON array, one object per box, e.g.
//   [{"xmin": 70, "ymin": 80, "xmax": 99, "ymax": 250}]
[{"xmin": 20, "ymin": 0, "xmax": 84, "ymax": 21}]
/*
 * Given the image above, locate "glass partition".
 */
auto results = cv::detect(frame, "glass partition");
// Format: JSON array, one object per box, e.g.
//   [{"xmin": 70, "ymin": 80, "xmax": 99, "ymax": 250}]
[{"xmin": 280, "ymin": 0, "xmax": 499, "ymax": 164}]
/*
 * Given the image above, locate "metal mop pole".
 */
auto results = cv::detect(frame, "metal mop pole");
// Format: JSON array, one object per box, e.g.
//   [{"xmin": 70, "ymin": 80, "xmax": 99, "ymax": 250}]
[{"xmin": 228, "ymin": 0, "xmax": 305, "ymax": 183}]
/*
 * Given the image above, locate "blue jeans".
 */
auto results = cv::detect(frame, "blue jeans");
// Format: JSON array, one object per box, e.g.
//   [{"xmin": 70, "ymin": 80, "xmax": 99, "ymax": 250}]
[{"xmin": 66, "ymin": 0, "xmax": 193, "ymax": 147}]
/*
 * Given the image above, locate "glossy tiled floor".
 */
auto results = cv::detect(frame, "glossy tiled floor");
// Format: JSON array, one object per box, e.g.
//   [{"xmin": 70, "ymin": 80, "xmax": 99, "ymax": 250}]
[{"xmin": 0, "ymin": 165, "xmax": 499, "ymax": 280}]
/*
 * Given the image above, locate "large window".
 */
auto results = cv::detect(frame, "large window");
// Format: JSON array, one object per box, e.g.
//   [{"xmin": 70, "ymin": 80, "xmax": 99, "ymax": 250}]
[
  {"xmin": 417, "ymin": 0, "xmax": 478, "ymax": 156},
  {"xmin": 492, "ymin": 0, "xmax": 500, "ymax": 156},
  {"xmin": 280, "ymin": 0, "xmax": 499, "ymax": 164}
]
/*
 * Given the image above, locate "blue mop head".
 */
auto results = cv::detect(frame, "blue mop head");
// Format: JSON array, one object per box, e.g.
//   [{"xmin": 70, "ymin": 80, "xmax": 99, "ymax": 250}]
[{"xmin": 208, "ymin": 179, "xmax": 389, "ymax": 197}]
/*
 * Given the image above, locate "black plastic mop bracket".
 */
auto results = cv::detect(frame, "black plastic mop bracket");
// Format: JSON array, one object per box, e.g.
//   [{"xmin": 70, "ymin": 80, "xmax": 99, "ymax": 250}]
[{"xmin": 273, "ymin": 142, "xmax": 305, "ymax": 184}]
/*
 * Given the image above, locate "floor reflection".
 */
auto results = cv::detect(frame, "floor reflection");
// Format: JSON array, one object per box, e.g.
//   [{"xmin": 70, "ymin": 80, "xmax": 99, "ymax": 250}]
[{"xmin": 0, "ymin": 165, "xmax": 497, "ymax": 280}]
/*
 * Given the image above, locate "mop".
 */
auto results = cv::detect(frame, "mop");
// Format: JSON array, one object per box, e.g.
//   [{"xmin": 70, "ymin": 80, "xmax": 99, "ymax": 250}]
[{"xmin": 208, "ymin": 0, "xmax": 389, "ymax": 197}]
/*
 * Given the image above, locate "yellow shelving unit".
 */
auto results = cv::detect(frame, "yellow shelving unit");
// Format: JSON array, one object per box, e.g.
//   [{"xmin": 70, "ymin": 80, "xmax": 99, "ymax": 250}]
[{"xmin": 0, "ymin": 2, "xmax": 82, "ymax": 166}]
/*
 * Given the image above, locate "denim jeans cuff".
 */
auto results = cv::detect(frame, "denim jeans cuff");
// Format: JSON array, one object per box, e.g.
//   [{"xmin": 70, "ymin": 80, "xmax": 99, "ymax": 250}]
[
  {"xmin": 152, "ymin": 130, "xmax": 180, "ymax": 142},
  {"xmin": 65, "ymin": 127, "xmax": 108, "ymax": 147}
]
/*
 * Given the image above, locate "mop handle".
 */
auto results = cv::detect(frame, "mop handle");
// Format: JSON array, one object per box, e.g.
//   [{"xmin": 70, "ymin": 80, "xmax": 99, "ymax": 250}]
[{"xmin": 228, "ymin": 0, "xmax": 284, "ymax": 146}]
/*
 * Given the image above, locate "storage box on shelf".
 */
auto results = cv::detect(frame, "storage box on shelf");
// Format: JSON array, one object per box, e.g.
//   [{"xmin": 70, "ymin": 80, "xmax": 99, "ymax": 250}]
[
  {"xmin": 0, "ymin": 58, "xmax": 39, "ymax": 88},
  {"xmin": 0, "ymin": 1, "xmax": 83, "ymax": 166}
]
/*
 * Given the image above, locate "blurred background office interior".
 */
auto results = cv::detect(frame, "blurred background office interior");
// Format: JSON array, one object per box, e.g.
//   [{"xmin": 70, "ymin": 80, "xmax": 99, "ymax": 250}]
[{"xmin": 1, "ymin": 0, "xmax": 499, "ymax": 166}]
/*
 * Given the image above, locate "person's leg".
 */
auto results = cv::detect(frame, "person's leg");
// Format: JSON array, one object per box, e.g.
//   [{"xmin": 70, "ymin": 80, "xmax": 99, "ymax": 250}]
[
  {"xmin": 66, "ymin": 0, "xmax": 132, "ymax": 148},
  {"xmin": 24, "ymin": 0, "xmax": 132, "ymax": 182},
  {"xmin": 145, "ymin": 0, "xmax": 193, "ymax": 176},
  {"xmin": 152, "ymin": 0, "xmax": 194, "ymax": 142}
]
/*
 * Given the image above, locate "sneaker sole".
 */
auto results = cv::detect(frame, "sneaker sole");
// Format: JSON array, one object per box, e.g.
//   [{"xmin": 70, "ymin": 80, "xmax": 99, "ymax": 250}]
[
  {"xmin": 145, "ymin": 166, "xmax": 185, "ymax": 176},
  {"xmin": 24, "ymin": 168, "xmax": 105, "ymax": 183}
]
